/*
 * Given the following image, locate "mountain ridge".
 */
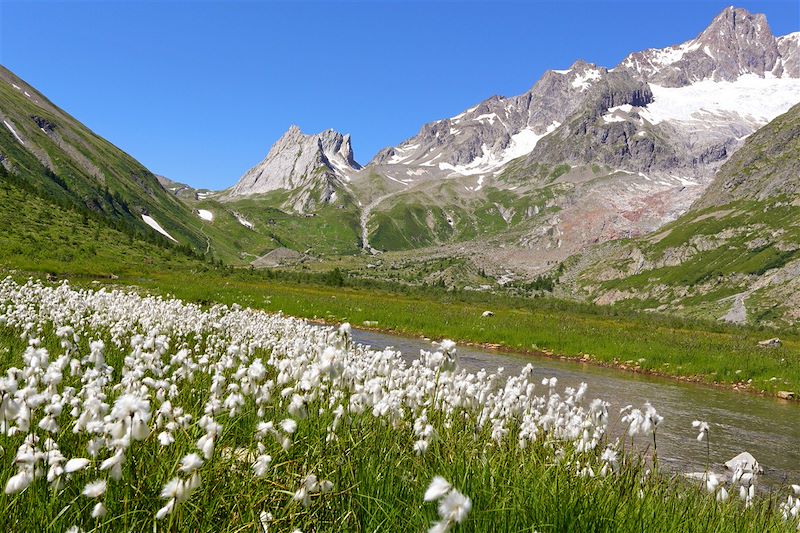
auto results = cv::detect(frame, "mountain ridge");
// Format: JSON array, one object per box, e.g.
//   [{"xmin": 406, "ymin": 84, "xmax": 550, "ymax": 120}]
[{"xmin": 224, "ymin": 125, "xmax": 360, "ymax": 213}]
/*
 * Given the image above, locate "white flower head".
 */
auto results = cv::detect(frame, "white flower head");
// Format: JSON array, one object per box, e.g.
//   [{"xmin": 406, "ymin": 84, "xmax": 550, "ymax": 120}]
[
  {"xmin": 4, "ymin": 471, "xmax": 33, "ymax": 495},
  {"xmin": 179, "ymin": 453, "xmax": 204, "ymax": 474},
  {"xmin": 65, "ymin": 458, "xmax": 91, "ymax": 473},
  {"xmin": 692, "ymin": 420, "xmax": 709, "ymax": 441},
  {"xmin": 91, "ymin": 502, "xmax": 107, "ymax": 518},
  {"xmin": 438, "ymin": 489, "xmax": 471, "ymax": 524},
  {"xmin": 280, "ymin": 418, "xmax": 298, "ymax": 434},
  {"xmin": 424, "ymin": 476, "xmax": 452, "ymax": 502},
  {"xmin": 82, "ymin": 479, "xmax": 107, "ymax": 498}
]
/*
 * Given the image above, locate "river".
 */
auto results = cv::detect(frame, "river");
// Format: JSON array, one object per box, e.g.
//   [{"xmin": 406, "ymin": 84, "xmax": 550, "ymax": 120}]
[{"xmin": 351, "ymin": 328, "xmax": 800, "ymax": 486}]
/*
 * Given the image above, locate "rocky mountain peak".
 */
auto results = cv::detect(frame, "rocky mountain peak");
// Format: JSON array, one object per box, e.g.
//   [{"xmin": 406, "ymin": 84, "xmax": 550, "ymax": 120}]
[
  {"xmin": 776, "ymin": 32, "xmax": 799, "ymax": 78},
  {"xmin": 699, "ymin": 6, "xmax": 767, "ymax": 39},
  {"xmin": 617, "ymin": 6, "xmax": 793, "ymax": 86},
  {"xmin": 225, "ymin": 126, "xmax": 360, "ymax": 211},
  {"xmin": 693, "ymin": 6, "xmax": 779, "ymax": 80}
]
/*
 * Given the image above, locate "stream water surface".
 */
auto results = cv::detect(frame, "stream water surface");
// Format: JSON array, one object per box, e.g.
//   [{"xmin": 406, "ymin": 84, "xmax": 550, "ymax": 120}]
[{"xmin": 351, "ymin": 328, "xmax": 800, "ymax": 486}]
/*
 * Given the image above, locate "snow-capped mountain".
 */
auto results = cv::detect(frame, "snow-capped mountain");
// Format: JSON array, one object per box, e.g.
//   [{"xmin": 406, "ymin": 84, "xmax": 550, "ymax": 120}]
[
  {"xmin": 369, "ymin": 60, "xmax": 616, "ymax": 177},
  {"xmin": 225, "ymin": 7, "xmax": 797, "ymax": 216},
  {"xmin": 226, "ymin": 125, "xmax": 360, "ymax": 212},
  {"xmin": 531, "ymin": 6, "xmax": 800, "ymax": 178},
  {"xmin": 375, "ymin": 6, "xmax": 798, "ymax": 183},
  {"xmin": 618, "ymin": 7, "xmax": 797, "ymax": 85}
]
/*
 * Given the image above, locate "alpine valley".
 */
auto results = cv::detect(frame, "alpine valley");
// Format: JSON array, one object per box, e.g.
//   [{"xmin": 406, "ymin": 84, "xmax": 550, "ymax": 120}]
[{"xmin": 1, "ymin": 6, "xmax": 799, "ymax": 325}]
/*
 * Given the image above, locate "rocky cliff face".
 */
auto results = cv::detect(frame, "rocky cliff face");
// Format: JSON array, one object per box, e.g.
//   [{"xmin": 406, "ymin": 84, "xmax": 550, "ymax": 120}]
[
  {"xmin": 617, "ymin": 7, "xmax": 795, "ymax": 86},
  {"xmin": 226, "ymin": 126, "xmax": 360, "ymax": 212},
  {"xmin": 367, "ymin": 7, "xmax": 798, "ymax": 194}
]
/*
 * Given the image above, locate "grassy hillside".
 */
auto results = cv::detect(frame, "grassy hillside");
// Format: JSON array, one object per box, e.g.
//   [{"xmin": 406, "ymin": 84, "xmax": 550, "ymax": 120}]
[
  {"xmin": 696, "ymin": 103, "xmax": 800, "ymax": 208},
  {"xmin": 0, "ymin": 177, "xmax": 203, "ymax": 277},
  {"xmin": 0, "ymin": 66, "xmax": 208, "ymax": 251},
  {"xmin": 365, "ymin": 177, "xmax": 567, "ymax": 253}
]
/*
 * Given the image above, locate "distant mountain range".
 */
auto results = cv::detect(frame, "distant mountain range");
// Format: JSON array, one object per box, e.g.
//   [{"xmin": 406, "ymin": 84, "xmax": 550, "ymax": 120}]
[
  {"xmin": 220, "ymin": 7, "xmax": 798, "ymax": 264},
  {"xmin": 1, "ymin": 6, "xmax": 798, "ymax": 325}
]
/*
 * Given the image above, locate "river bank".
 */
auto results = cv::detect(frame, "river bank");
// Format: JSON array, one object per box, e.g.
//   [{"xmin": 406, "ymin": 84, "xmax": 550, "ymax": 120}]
[{"xmin": 309, "ymin": 317, "xmax": 798, "ymax": 402}]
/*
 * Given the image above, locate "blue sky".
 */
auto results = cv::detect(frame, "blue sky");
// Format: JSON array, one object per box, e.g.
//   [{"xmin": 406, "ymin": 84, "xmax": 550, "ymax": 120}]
[{"xmin": 1, "ymin": 1, "xmax": 798, "ymax": 189}]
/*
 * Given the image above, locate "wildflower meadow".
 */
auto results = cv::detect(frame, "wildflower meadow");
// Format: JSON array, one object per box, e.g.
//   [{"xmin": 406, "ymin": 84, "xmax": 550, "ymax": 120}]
[{"xmin": 0, "ymin": 278, "xmax": 797, "ymax": 532}]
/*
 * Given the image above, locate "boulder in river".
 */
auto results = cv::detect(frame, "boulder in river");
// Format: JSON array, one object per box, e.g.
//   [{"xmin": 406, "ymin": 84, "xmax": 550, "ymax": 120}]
[
  {"xmin": 724, "ymin": 452, "xmax": 763, "ymax": 474},
  {"xmin": 777, "ymin": 390, "xmax": 796, "ymax": 400}
]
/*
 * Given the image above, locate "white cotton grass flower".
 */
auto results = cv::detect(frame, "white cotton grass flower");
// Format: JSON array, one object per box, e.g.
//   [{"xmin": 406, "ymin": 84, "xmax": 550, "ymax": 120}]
[
  {"xmin": 91, "ymin": 502, "xmax": 107, "ymax": 518},
  {"xmin": 424, "ymin": 476, "xmax": 452, "ymax": 501},
  {"xmin": 437, "ymin": 489, "xmax": 471, "ymax": 524},
  {"xmin": 413, "ymin": 439, "xmax": 430, "ymax": 456},
  {"xmin": 280, "ymin": 418, "xmax": 297, "ymax": 434},
  {"xmin": 197, "ymin": 433, "xmax": 215, "ymax": 460},
  {"xmin": 292, "ymin": 474, "xmax": 333, "ymax": 507},
  {"xmin": 155, "ymin": 472, "xmax": 199, "ymax": 520},
  {"xmin": 438, "ymin": 339, "xmax": 456, "ymax": 353},
  {"xmin": 252, "ymin": 454, "xmax": 272, "ymax": 478},
  {"xmin": 178, "ymin": 453, "xmax": 204, "ymax": 474},
  {"xmin": 64, "ymin": 458, "xmax": 90, "ymax": 473},
  {"xmin": 424, "ymin": 476, "xmax": 471, "ymax": 532},
  {"xmin": 156, "ymin": 498, "xmax": 175, "ymax": 520},
  {"xmin": 4, "ymin": 470, "xmax": 33, "ymax": 494},
  {"xmin": 100, "ymin": 451, "xmax": 125, "ymax": 481},
  {"xmin": 158, "ymin": 431, "xmax": 175, "ymax": 446},
  {"xmin": 692, "ymin": 420, "xmax": 709, "ymax": 441},
  {"xmin": 160, "ymin": 477, "xmax": 187, "ymax": 501},
  {"xmin": 644, "ymin": 402, "xmax": 663, "ymax": 428},
  {"xmin": 82, "ymin": 479, "xmax": 107, "ymax": 498},
  {"xmin": 259, "ymin": 511, "xmax": 273, "ymax": 533}
]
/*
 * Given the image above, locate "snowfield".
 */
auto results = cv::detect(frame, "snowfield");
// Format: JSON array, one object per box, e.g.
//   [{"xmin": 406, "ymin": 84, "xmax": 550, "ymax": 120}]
[
  {"xmin": 438, "ymin": 122, "xmax": 560, "ymax": 176},
  {"xmin": 642, "ymin": 75, "xmax": 800, "ymax": 126}
]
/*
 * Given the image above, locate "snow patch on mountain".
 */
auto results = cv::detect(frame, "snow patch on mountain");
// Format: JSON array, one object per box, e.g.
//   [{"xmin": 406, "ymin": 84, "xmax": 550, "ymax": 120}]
[
  {"xmin": 234, "ymin": 213, "xmax": 254, "ymax": 229},
  {"xmin": 197, "ymin": 209, "xmax": 213, "ymax": 221},
  {"xmin": 141, "ymin": 215, "xmax": 177, "ymax": 242},
  {"xmin": 438, "ymin": 121, "xmax": 560, "ymax": 175},
  {"xmin": 571, "ymin": 68, "xmax": 602, "ymax": 91},
  {"xmin": 640, "ymin": 74, "xmax": 800, "ymax": 126},
  {"xmin": 640, "ymin": 39, "xmax": 703, "ymax": 67},
  {"xmin": 3, "ymin": 120, "xmax": 24, "ymax": 145}
]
